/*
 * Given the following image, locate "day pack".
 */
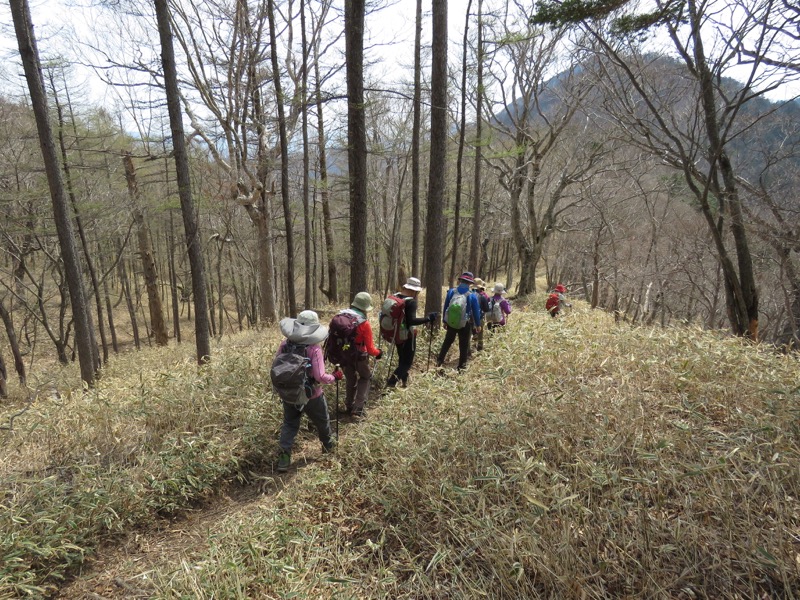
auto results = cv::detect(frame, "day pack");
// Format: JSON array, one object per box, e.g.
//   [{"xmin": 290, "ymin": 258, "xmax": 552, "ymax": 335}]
[
  {"xmin": 379, "ymin": 295, "xmax": 409, "ymax": 344},
  {"xmin": 486, "ymin": 299, "xmax": 504, "ymax": 324},
  {"xmin": 546, "ymin": 293, "xmax": 560, "ymax": 314},
  {"xmin": 324, "ymin": 311, "xmax": 362, "ymax": 365},
  {"xmin": 270, "ymin": 342, "xmax": 313, "ymax": 407},
  {"xmin": 445, "ymin": 290, "xmax": 470, "ymax": 329}
]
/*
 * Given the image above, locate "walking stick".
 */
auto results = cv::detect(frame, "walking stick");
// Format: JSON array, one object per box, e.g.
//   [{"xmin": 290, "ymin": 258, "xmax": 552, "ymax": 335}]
[
  {"xmin": 427, "ymin": 319, "xmax": 434, "ymax": 371},
  {"xmin": 335, "ymin": 364, "xmax": 340, "ymax": 440}
]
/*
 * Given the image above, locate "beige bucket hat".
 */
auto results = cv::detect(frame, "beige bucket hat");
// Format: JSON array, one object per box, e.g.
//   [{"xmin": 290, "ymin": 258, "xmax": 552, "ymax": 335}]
[{"xmin": 279, "ymin": 310, "xmax": 329, "ymax": 345}]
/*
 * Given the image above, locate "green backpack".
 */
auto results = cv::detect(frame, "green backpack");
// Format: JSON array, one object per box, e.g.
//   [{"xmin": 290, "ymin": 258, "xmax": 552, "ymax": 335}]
[{"xmin": 445, "ymin": 290, "xmax": 469, "ymax": 329}]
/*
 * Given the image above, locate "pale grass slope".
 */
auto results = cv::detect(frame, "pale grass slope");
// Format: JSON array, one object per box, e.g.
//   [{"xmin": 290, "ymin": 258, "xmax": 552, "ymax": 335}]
[{"xmin": 2, "ymin": 304, "xmax": 799, "ymax": 599}]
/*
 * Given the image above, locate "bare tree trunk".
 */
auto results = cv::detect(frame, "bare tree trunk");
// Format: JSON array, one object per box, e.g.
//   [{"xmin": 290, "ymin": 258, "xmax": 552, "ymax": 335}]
[
  {"xmin": 153, "ymin": 0, "xmax": 211, "ymax": 362},
  {"xmin": 423, "ymin": 0, "xmax": 448, "ymax": 315},
  {"xmin": 411, "ymin": 0, "xmax": 423, "ymax": 277},
  {"xmin": 10, "ymin": 0, "xmax": 97, "ymax": 385},
  {"xmin": 168, "ymin": 211, "xmax": 182, "ymax": 342},
  {"xmin": 49, "ymin": 73, "xmax": 106, "ymax": 366},
  {"xmin": 117, "ymin": 242, "xmax": 140, "ymax": 350},
  {"xmin": 346, "ymin": 0, "xmax": 368, "ymax": 297},
  {"xmin": 468, "ymin": 0, "xmax": 484, "ymax": 272},
  {"xmin": 97, "ymin": 249, "xmax": 119, "ymax": 353},
  {"xmin": 123, "ymin": 153, "xmax": 169, "ymax": 346},
  {"xmin": 450, "ymin": 0, "xmax": 473, "ymax": 281},
  {"xmin": 300, "ymin": 0, "xmax": 312, "ymax": 309},
  {"xmin": 0, "ymin": 299, "xmax": 26, "ymax": 385},
  {"xmin": 314, "ymin": 47, "xmax": 338, "ymax": 303},
  {"xmin": 267, "ymin": 0, "xmax": 298, "ymax": 316}
]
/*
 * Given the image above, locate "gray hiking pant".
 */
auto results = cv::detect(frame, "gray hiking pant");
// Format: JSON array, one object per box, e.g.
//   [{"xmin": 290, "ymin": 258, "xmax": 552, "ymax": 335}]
[
  {"xmin": 279, "ymin": 394, "xmax": 333, "ymax": 452},
  {"xmin": 343, "ymin": 358, "xmax": 372, "ymax": 413}
]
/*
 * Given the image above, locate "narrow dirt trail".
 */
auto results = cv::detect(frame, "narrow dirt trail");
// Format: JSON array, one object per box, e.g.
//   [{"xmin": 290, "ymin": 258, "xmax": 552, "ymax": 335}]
[{"xmin": 55, "ymin": 432, "xmax": 334, "ymax": 600}]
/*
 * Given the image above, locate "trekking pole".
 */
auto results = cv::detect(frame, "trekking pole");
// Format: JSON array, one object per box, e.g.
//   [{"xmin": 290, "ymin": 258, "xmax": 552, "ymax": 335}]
[
  {"xmin": 426, "ymin": 320, "xmax": 434, "ymax": 371},
  {"xmin": 335, "ymin": 363, "xmax": 340, "ymax": 440}
]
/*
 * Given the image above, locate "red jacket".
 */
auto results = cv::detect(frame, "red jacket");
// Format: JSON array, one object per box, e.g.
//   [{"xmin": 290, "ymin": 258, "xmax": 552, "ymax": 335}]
[{"xmin": 354, "ymin": 319, "xmax": 381, "ymax": 357}]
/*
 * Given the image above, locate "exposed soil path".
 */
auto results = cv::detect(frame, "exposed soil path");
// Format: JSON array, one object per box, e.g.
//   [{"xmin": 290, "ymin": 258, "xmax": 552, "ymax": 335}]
[{"xmin": 55, "ymin": 428, "xmax": 339, "ymax": 600}]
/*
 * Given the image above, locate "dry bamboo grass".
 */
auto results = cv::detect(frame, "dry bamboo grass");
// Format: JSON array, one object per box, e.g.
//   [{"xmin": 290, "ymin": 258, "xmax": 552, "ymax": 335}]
[{"xmin": 2, "ymin": 304, "xmax": 799, "ymax": 598}]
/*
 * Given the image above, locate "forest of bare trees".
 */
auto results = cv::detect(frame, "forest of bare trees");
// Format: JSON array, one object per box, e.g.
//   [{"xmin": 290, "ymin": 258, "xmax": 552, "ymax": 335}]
[{"xmin": 0, "ymin": 0, "xmax": 798, "ymax": 389}]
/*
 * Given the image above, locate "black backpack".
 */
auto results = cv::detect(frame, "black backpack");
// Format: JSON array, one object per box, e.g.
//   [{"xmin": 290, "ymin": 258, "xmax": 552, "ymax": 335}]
[{"xmin": 270, "ymin": 342, "xmax": 314, "ymax": 407}]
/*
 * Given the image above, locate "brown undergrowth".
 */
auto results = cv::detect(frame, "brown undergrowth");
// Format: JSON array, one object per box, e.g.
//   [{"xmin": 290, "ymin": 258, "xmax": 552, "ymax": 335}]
[{"xmin": 2, "ymin": 303, "xmax": 799, "ymax": 599}]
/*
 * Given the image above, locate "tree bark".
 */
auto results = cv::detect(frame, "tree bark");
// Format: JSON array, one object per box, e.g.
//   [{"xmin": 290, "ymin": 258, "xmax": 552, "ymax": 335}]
[
  {"xmin": 423, "ymin": 0, "xmax": 448, "ymax": 315},
  {"xmin": 153, "ymin": 0, "xmax": 211, "ymax": 362},
  {"xmin": 468, "ymin": 0, "xmax": 484, "ymax": 272},
  {"xmin": 123, "ymin": 153, "xmax": 169, "ymax": 346},
  {"xmin": 411, "ymin": 0, "xmax": 424, "ymax": 277},
  {"xmin": 267, "ymin": 0, "xmax": 298, "ymax": 316},
  {"xmin": 345, "ymin": 0, "xmax": 368, "ymax": 297},
  {"xmin": 10, "ymin": 0, "xmax": 98, "ymax": 385}
]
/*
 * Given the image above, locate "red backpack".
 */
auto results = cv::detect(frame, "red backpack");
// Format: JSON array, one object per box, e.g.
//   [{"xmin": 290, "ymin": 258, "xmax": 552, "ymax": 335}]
[
  {"xmin": 546, "ymin": 293, "xmax": 560, "ymax": 314},
  {"xmin": 379, "ymin": 295, "xmax": 409, "ymax": 344}
]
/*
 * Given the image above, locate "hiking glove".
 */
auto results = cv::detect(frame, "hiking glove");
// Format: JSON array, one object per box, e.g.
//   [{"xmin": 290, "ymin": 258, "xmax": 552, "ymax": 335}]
[
  {"xmin": 332, "ymin": 370, "xmax": 344, "ymax": 381},
  {"xmin": 375, "ymin": 349, "xmax": 383, "ymax": 360},
  {"xmin": 427, "ymin": 312, "xmax": 438, "ymax": 322}
]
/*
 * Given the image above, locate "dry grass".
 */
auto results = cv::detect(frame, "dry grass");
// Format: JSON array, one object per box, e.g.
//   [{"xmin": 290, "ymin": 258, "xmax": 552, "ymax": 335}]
[{"xmin": 2, "ymin": 303, "xmax": 799, "ymax": 598}]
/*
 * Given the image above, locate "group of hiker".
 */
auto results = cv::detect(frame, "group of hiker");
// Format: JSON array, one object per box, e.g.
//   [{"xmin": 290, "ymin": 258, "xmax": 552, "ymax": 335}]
[{"xmin": 271, "ymin": 272, "xmax": 576, "ymax": 473}]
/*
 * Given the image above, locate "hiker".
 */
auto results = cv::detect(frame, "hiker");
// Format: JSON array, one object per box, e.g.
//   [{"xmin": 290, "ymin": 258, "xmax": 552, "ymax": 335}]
[
  {"xmin": 327, "ymin": 292, "xmax": 382, "ymax": 418},
  {"xmin": 486, "ymin": 282, "xmax": 512, "ymax": 330},
  {"xmin": 546, "ymin": 283, "xmax": 572, "ymax": 317},
  {"xmin": 274, "ymin": 310, "xmax": 344, "ymax": 473},
  {"xmin": 436, "ymin": 271, "xmax": 483, "ymax": 371},
  {"xmin": 472, "ymin": 277, "xmax": 491, "ymax": 351},
  {"xmin": 382, "ymin": 276, "xmax": 438, "ymax": 388}
]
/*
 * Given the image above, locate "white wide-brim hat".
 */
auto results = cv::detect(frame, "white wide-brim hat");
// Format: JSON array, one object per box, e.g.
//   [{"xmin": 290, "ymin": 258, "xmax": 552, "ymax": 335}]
[
  {"xmin": 279, "ymin": 310, "xmax": 329, "ymax": 345},
  {"xmin": 492, "ymin": 283, "xmax": 506, "ymax": 294},
  {"xmin": 402, "ymin": 276, "xmax": 423, "ymax": 292}
]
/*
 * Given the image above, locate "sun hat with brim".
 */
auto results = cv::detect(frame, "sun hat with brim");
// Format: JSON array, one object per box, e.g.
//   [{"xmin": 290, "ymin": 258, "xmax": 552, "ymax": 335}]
[
  {"xmin": 473, "ymin": 277, "xmax": 486, "ymax": 289},
  {"xmin": 492, "ymin": 283, "xmax": 506, "ymax": 294},
  {"xmin": 279, "ymin": 310, "xmax": 329, "ymax": 345},
  {"xmin": 351, "ymin": 291, "xmax": 374, "ymax": 313},
  {"xmin": 458, "ymin": 271, "xmax": 475, "ymax": 284},
  {"xmin": 402, "ymin": 276, "xmax": 424, "ymax": 292},
  {"xmin": 554, "ymin": 284, "xmax": 567, "ymax": 293}
]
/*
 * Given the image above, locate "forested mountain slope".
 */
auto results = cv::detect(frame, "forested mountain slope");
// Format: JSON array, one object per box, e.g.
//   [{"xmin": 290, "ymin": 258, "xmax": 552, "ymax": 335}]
[{"xmin": 1, "ymin": 301, "xmax": 798, "ymax": 598}]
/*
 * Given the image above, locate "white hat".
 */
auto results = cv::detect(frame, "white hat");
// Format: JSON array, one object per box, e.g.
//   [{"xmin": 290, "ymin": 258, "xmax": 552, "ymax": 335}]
[
  {"xmin": 402, "ymin": 276, "xmax": 424, "ymax": 292},
  {"xmin": 279, "ymin": 310, "xmax": 329, "ymax": 345},
  {"xmin": 492, "ymin": 283, "xmax": 506, "ymax": 294}
]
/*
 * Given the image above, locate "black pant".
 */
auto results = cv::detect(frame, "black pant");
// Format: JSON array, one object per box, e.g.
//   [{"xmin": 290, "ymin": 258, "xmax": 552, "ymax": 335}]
[
  {"xmin": 387, "ymin": 336, "xmax": 416, "ymax": 386},
  {"xmin": 436, "ymin": 324, "xmax": 472, "ymax": 370}
]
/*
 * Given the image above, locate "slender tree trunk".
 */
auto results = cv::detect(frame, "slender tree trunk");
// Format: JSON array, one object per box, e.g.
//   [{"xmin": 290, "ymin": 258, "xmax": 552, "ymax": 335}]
[
  {"xmin": 153, "ymin": 0, "xmax": 211, "ymax": 362},
  {"xmin": 423, "ymin": 0, "xmax": 448, "ymax": 315},
  {"xmin": 450, "ymin": 0, "xmax": 472, "ymax": 282},
  {"xmin": 314, "ymin": 38, "xmax": 338, "ymax": 303},
  {"xmin": 49, "ymin": 74, "xmax": 106, "ymax": 366},
  {"xmin": 168, "ymin": 212, "xmax": 182, "ymax": 342},
  {"xmin": 123, "ymin": 153, "xmax": 169, "ymax": 346},
  {"xmin": 267, "ymin": 0, "xmax": 298, "ymax": 316},
  {"xmin": 346, "ymin": 0, "xmax": 368, "ymax": 297},
  {"xmin": 0, "ymin": 299, "xmax": 26, "ymax": 385},
  {"xmin": 117, "ymin": 242, "xmax": 141, "ymax": 350},
  {"xmin": 300, "ymin": 0, "xmax": 312, "ymax": 309},
  {"xmin": 10, "ymin": 0, "xmax": 97, "ymax": 385},
  {"xmin": 468, "ymin": 0, "xmax": 484, "ymax": 271},
  {"xmin": 411, "ymin": 0, "xmax": 423, "ymax": 277},
  {"xmin": 97, "ymin": 249, "xmax": 119, "ymax": 353}
]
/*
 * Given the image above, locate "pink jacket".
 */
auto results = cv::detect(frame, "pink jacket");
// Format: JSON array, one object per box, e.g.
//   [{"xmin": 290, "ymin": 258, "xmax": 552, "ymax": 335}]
[{"xmin": 277, "ymin": 341, "xmax": 335, "ymax": 399}]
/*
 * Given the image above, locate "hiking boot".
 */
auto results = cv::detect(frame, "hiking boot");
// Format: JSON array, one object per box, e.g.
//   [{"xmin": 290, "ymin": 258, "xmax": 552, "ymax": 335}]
[
  {"xmin": 277, "ymin": 451, "xmax": 291, "ymax": 473},
  {"xmin": 322, "ymin": 440, "xmax": 336, "ymax": 454},
  {"xmin": 351, "ymin": 408, "xmax": 365, "ymax": 420}
]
